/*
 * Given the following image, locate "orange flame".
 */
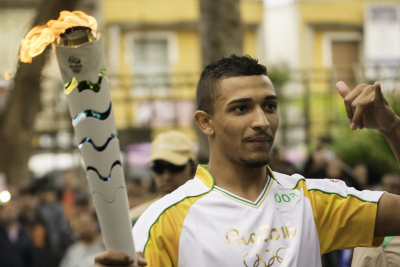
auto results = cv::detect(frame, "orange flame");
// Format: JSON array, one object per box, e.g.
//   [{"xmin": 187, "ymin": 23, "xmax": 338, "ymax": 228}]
[
  {"xmin": 3, "ymin": 71, "xmax": 11, "ymax": 81},
  {"xmin": 20, "ymin": 11, "xmax": 97, "ymax": 63}
]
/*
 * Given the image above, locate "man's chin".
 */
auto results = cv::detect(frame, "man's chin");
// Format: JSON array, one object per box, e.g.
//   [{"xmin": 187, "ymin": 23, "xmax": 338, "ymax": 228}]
[{"xmin": 239, "ymin": 158, "xmax": 270, "ymax": 168}]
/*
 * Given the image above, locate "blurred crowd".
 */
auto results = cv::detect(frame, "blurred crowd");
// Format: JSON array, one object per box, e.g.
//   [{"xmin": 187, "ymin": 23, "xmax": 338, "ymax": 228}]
[
  {"xmin": 1, "ymin": 136, "xmax": 400, "ymax": 267},
  {"xmin": 0, "ymin": 169, "xmax": 157, "ymax": 267}
]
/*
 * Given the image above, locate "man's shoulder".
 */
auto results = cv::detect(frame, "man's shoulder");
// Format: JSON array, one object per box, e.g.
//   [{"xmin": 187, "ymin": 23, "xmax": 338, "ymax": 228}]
[
  {"xmin": 272, "ymin": 171, "xmax": 307, "ymax": 189},
  {"xmin": 129, "ymin": 198, "xmax": 159, "ymax": 221},
  {"xmin": 134, "ymin": 177, "xmax": 210, "ymax": 228},
  {"xmin": 272, "ymin": 171, "xmax": 384, "ymax": 203},
  {"xmin": 132, "ymin": 177, "xmax": 211, "ymax": 250}
]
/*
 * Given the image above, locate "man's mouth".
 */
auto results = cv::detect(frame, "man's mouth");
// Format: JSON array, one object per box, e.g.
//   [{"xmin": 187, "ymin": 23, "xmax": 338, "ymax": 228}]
[{"xmin": 244, "ymin": 134, "xmax": 274, "ymax": 143}]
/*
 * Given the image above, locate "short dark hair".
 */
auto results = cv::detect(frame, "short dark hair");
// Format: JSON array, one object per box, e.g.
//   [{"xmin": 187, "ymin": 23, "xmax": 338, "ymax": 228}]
[{"xmin": 196, "ymin": 54, "xmax": 267, "ymax": 114}]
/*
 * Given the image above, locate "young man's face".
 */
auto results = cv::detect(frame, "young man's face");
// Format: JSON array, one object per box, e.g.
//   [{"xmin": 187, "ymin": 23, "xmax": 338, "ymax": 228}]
[{"xmin": 210, "ymin": 75, "xmax": 279, "ymax": 168}]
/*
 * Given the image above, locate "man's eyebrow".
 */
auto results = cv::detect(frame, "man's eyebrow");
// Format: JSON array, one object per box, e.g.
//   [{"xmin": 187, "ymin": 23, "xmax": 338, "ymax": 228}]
[
  {"xmin": 227, "ymin": 95, "xmax": 279, "ymax": 106},
  {"xmin": 227, "ymin": 98, "xmax": 252, "ymax": 106},
  {"xmin": 265, "ymin": 95, "xmax": 279, "ymax": 101}
]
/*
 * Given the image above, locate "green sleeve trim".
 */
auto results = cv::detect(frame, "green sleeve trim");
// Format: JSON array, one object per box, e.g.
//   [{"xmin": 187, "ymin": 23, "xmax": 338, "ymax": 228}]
[
  {"xmin": 381, "ymin": 236, "xmax": 395, "ymax": 250},
  {"xmin": 307, "ymin": 188, "xmax": 379, "ymax": 203},
  {"xmin": 268, "ymin": 166, "xmax": 306, "ymax": 190},
  {"xmin": 291, "ymin": 178, "xmax": 306, "ymax": 190}
]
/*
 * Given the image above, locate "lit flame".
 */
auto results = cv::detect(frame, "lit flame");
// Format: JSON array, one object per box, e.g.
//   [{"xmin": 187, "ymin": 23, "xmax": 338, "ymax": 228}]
[
  {"xmin": 20, "ymin": 11, "xmax": 97, "ymax": 63},
  {"xmin": 3, "ymin": 71, "xmax": 11, "ymax": 81}
]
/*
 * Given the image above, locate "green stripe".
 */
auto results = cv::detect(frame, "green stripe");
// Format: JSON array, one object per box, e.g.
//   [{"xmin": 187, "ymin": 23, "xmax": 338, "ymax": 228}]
[
  {"xmin": 214, "ymin": 176, "xmax": 271, "ymax": 206},
  {"xmin": 143, "ymin": 165, "xmax": 214, "ymax": 254},
  {"xmin": 291, "ymin": 178, "xmax": 306, "ymax": 190},
  {"xmin": 307, "ymin": 188, "xmax": 378, "ymax": 203},
  {"xmin": 381, "ymin": 236, "xmax": 395, "ymax": 250},
  {"xmin": 199, "ymin": 164, "xmax": 215, "ymax": 189}
]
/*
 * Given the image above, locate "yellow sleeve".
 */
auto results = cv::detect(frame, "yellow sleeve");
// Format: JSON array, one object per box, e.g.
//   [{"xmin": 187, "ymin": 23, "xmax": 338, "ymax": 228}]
[
  {"xmin": 143, "ymin": 195, "xmax": 205, "ymax": 266},
  {"xmin": 301, "ymin": 180, "xmax": 384, "ymax": 255}
]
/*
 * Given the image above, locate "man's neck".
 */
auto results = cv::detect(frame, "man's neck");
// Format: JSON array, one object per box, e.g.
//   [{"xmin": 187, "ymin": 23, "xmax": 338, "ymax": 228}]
[{"xmin": 207, "ymin": 158, "xmax": 269, "ymax": 202}]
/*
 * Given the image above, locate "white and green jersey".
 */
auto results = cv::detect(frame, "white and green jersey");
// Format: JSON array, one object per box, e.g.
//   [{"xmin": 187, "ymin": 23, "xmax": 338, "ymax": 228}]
[{"xmin": 132, "ymin": 165, "xmax": 384, "ymax": 267}]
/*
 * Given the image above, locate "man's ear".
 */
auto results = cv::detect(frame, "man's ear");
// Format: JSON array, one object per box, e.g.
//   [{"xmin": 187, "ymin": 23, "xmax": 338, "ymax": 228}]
[{"xmin": 194, "ymin": 110, "xmax": 214, "ymax": 136}]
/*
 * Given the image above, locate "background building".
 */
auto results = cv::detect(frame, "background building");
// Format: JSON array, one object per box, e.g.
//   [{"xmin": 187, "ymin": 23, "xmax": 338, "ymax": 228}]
[{"xmin": 263, "ymin": 0, "xmax": 400, "ymax": 153}]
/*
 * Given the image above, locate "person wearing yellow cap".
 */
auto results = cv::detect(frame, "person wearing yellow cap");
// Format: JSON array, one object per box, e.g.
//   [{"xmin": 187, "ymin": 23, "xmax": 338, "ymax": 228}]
[{"xmin": 129, "ymin": 130, "xmax": 197, "ymax": 226}]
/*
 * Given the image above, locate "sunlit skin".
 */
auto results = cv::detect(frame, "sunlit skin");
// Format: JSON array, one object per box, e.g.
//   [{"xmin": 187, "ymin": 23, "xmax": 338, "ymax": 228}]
[
  {"xmin": 153, "ymin": 160, "xmax": 193, "ymax": 195},
  {"xmin": 195, "ymin": 75, "xmax": 279, "ymax": 202}
]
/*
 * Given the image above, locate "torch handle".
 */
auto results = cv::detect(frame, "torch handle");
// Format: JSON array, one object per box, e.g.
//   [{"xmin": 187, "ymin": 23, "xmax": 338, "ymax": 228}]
[
  {"xmin": 88, "ymin": 169, "xmax": 137, "ymax": 265},
  {"xmin": 53, "ymin": 36, "xmax": 138, "ymax": 266}
]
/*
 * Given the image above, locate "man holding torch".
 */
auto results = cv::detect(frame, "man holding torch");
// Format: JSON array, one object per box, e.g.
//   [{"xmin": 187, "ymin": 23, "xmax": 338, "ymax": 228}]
[
  {"xmin": 18, "ymin": 11, "xmax": 400, "ymax": 267},
  {"xmin": 96, "ymin": 55, "xmax": 400, "ymax": 267}
]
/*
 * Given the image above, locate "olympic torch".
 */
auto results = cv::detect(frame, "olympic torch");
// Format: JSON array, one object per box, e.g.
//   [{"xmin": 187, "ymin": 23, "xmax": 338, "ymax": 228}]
[{"xmin": 20, "ymin": 11, "xmax": 137, "ymax": 265}]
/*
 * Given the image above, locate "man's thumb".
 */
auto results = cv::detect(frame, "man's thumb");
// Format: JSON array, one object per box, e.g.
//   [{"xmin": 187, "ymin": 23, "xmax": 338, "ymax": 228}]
[{"xmin": 336, "ymin": 81, "xmax": 351, "ymax": 99}]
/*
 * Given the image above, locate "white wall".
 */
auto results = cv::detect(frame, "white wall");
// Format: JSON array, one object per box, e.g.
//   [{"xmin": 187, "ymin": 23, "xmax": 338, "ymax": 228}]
[{"xmin": 263, "ymin": 0, "xmax": 300, "ymax": 69}]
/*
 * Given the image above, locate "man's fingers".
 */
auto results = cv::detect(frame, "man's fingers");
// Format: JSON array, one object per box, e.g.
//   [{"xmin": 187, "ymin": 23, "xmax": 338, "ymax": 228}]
[
  {"xmin": 351, "ymin": 103, "xmax": 367, "ymax": 130},
  {"xmin": 94, "ymin": 250, "xmax": 134, "ymax": 266},
  {"xmin": 336, "ymin": 81, "xmax": 351, "ymax": 98},
  {"xmin": 137, "ymin": 252, "xmax": 148, "ymax": 266},
  {"xmin": 374, "ymin": 82, "xmax": 384, "ymax": 103},
  {"xmin": 337, "ymin": 81, "xmax": 355, "ymax": 121}
]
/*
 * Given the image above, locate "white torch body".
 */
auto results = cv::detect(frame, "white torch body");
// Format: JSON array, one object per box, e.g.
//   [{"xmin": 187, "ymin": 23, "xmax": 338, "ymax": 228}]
[{"xmin": 53, "ymin": 33, "xmax": 137, "ymax": 265}]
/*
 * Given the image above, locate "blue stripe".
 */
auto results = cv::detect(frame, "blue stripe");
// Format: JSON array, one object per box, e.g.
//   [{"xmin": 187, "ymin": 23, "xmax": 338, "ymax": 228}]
[{"xmin": 73, "ymin": 102, "xmax": 112, "ymax": 126}]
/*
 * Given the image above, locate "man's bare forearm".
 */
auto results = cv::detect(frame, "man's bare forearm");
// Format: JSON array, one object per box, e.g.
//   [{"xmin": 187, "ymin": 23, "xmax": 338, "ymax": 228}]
[
  {"xmin": 375, "ymin": 192, "xmax": 400, "ymax": 236},
  {"xmin": 380, "ymin": 120, "xmax": 400, "ymax": 167},
  {"xmin": 375, "ymin": 122, "xmax": 400, "ymax": 237}
]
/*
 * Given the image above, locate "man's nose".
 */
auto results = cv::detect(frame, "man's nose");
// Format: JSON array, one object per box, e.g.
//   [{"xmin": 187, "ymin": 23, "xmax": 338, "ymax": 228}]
[
  {"xmin": 251, "ymin": 107, "xmax": 269, "ymax": 130},
  {"xmin": 162, "ymin": 170, "xmax": 173, "ymax": 180}
]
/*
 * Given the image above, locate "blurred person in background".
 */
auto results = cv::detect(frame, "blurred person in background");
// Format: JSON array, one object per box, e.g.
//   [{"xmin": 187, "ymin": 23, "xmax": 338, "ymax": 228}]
[
  {"xmin": 268, "ymin": 145, "xmax": 299, "ymax": 175},
  {"xmin": 0, "ymin": 199, "xmax": 36, "ymax": 267},
  {"xmin": 19, "ymin": 185, "xmax": 59, "ymax": 267},
  {"xmin": 57, "ymin": 195, "xmax": 92, "ymax": 258},
  {"xmin": 352, "ymin": 173, "xmax": 400, "ymax": 267},
  {"xmin": 129, "ymin": 130, "xmax": 197, "ymax": 225},
  {"xmin": 352, "ymin": 162, "xmax": 382, "ymax": 190},
  {"xmin": 60, "ymin": 170, "xmax": 84, "ymax": 221},
  {"xmin": 381, "ymin": 173, "xmax": 400, "ymax": 195},
  {"xmin": 37, "ymin": 182, "xmax": 65, "ymax": 250},
  {"xmin": 126, "ymin": 179, "xmax": 144, "ymax": 209},
  {"xmin": 59, "ymin": 210, "xmax": 105, "ymax": 267},
  {"xmin": 303, "ymin": 136, "xmax": 335, "ymax": 178},
  {"xmin": 326, "ymin": 156, "xmax": 361, "ymax": 190}
]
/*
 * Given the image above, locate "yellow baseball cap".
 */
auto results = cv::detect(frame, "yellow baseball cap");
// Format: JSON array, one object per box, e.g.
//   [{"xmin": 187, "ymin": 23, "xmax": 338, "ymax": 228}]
[{"xmin": 149, "ymin": 130, "xmax": 196, "ymax": 166}]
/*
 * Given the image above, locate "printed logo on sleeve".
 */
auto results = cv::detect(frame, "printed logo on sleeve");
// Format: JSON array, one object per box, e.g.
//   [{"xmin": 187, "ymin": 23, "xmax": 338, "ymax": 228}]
[{"xmin": 274, "ymin": 189, "xmax": 301, "ymax": 209}]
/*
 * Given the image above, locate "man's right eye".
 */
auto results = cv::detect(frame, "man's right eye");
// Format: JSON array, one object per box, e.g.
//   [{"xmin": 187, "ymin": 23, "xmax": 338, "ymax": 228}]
[{"xmin": 235, "ymin": 106, "xmax": 248, "ymax": 113}]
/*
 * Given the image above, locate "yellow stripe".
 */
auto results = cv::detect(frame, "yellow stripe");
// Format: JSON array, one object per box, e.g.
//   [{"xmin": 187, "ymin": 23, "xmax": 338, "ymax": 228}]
[
  {"xmin": 256, "ymin": 179, "xmax": 274, "ymax": 208},
  {"xmin": 295, "ymin": 180, "xmax": 383, "ymax": 254},
  {"xmin": 144, "ymin": 194, "xmax": 207, "ymax": 266},
  {"xmin": 196, "ymin": 164, "xmax": 214, "ymax": 189}
]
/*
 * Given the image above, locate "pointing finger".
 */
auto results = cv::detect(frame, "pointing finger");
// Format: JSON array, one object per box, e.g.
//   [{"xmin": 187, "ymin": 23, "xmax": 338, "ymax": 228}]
[
  {"xmin": 336, "ymin": 81, "xmax": 351, "ymax": 98},
  {"xmin": 374, "ymin": 82, "xmax": 384, "ymax": 103},
  {"xmin": 351, "ymin": 101, "xmax": 367, "ymax": 130}
]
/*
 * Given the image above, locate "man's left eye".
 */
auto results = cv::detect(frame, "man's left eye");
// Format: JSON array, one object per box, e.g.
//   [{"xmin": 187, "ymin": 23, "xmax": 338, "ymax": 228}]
[{"xmin": 265, "ymin": 104, "xmax": 277, "ymax": 110}]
